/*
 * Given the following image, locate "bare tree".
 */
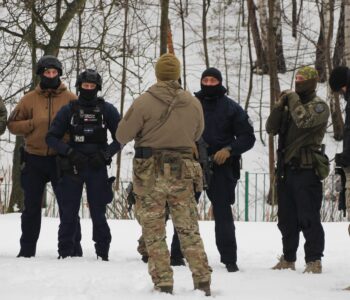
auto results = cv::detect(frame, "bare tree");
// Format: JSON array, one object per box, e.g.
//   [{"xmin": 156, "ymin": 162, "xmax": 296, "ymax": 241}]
[
  {"xmin": 160, "ymin": 0, "xmax": 169, "ymax": 55},
  {"xmin": 202, "ymin": 0, "xmax": 210, "ymax": 68},
  {"xmin": 247, "ymin": 0, "xmax": 268, "ymax": 74},
  {"xmin": 267, "ymin": 0, "xmax": 281, "ymax": 207}
]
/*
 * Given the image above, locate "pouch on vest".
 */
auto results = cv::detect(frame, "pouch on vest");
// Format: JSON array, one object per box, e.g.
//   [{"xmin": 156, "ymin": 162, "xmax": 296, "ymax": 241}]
[
  {"xmin": 182, "ymin": 159, "xmax": 203, "ymax": 192},
  {"xmin": 312, "ymin": 151, "xmax": 330, "ymax": 180},
  {"xmin": 132, "ymin": 157, "xmax": 156, "ymax": 196}
]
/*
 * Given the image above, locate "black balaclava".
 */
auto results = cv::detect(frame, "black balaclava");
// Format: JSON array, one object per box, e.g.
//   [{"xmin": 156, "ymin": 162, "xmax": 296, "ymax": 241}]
[
  {"xmin": 200, "ymin": 67, "xmax": 225, "ymax": 98},
  {"xmin": 39, "ymin": 73, "xmax": 61, "ymax": 90},
  {"xmin": 79, "ymin": 86, "xmax": 98, "ymax": 102},
  {"xmin": 295, "ymin": 78, "xmax": 317, "ymax": 103}
]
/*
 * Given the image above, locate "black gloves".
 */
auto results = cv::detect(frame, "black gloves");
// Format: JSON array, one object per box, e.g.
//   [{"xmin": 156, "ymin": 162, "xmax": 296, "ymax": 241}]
[
  {"xmin": 89, "ymin": 150, "xmax": 112, "ymax": 170},
  {"xmin": 67, "ymin": 149, "xmax": 88, "ymax": 169}
]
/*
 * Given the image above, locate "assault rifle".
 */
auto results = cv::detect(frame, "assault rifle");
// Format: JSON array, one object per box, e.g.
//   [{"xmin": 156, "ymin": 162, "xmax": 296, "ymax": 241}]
[
  {"xmin": 196, "ymin": 137, "xmax": 213, "ymax": 190},
  {"xmin": 276, "ymin": 104, "xmax": 290, "ymax": 180}
]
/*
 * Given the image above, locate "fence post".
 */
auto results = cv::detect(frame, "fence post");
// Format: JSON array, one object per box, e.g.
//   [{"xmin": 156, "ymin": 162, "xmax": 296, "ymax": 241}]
[{"xmin": 245, "ymin": 171, "xmax": 249, "ymax": 221}]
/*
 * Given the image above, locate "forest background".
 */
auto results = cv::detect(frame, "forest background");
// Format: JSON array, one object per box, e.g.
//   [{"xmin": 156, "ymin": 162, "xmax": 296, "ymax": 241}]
[{"xmin": 0, "ymin": 0, "xmax": 347, "ymax": 221}]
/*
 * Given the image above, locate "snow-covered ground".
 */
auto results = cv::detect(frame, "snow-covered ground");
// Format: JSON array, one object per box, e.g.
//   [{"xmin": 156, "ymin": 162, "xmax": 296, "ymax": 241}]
[{"xmin": 0, "ymin": 214, "xmax": 349, "ymax": 299}]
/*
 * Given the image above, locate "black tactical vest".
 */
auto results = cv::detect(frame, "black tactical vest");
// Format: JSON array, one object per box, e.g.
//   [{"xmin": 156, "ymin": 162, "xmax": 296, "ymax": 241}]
[{"xmin": 69, "ymin": 98, "xmax": 107, "ymax": 144}]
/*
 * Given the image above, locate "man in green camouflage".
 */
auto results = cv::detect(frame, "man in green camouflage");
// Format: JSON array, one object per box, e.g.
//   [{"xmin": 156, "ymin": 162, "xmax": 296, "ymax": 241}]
[
  {"xmin": 266, "ymin": 66, "xmax": 330, "ymax": 274},
  {"xmin": 116, "ymin": 53, "xmax": 212, "ymax": 295},
  {"xmin": 0, "ymin": 97, "xmax": 7, "ymax": 135}
]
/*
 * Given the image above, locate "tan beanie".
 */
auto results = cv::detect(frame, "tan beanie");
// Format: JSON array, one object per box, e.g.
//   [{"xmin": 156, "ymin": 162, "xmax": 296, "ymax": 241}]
[{"xmin": 155, "ymin": 53, "xmax": 181, "ymax": 81}]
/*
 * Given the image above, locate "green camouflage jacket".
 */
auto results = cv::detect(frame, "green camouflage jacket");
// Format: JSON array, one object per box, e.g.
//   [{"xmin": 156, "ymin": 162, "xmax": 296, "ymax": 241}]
[{"xmin": 266, "ymin": 91, "xmax": 329, "ymax": 163}]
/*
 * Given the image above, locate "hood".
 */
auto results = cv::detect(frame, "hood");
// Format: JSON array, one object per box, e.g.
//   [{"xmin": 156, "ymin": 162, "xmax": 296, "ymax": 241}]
[
  {"xmin": 35, "ymin": 82, "xmax": 67, "ymax": 98},
  {"xmin": 147, "ymin": 80, "xmax": 191, "ymax": 107}
]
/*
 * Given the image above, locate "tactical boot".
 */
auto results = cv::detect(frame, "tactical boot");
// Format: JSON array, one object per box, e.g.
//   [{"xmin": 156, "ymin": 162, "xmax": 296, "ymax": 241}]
[
  {"xmin": 195, "ymin": 281, "xmax": 211, "ymax": 296},
  {"xmin": 225, "ymin": 263, "xmax": 239, "ymax": 272},
  {"xmin": 271, "ymin": 255, "xmax": 295, "ymax": 270},
  {"xmin": 303, "ymin": 260, "xmax": 322, "ymax": 274},
  {"xmin": 97, "ymin": 255, "xmax": 109, "ymax": 261},
  {"xmin": 155, "ymin": 285, "xmax": 173, "ymax": 294},
  {"xmin": 170, "ymin": 257, "xmax": 186, "ymax": 266}
]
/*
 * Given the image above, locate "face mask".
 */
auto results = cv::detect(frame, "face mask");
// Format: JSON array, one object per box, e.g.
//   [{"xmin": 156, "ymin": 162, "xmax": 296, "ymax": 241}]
[
  {"xmin": 200, "ymin": 84, "xmax": 223, "ymax": 98},
  {"xmin": 40, "ymin": 75, "xmax": 61, "ymax": 90},
  {"xmin": 295, "ymin": 78, "xmax": 317, "ymax": 99},
  {"xmin": 79, "ymin": 88, "xmax": 98, "ymax": 101}
]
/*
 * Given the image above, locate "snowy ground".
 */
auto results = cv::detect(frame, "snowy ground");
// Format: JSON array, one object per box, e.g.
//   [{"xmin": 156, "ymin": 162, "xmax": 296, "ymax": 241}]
[{"xmin": 0, "ymin": 214, "xmax": 349, "ymax": 300}]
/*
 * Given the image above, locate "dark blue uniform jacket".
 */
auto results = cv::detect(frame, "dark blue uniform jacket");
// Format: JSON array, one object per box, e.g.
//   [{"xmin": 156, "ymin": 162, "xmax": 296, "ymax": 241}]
[
  {"xmin": 194, "ymin": 89, "xmax": 256, "ymax": 157},
  {"xmin": 46, "ymin": 97, "xmax": 121, "ymax": 157}
]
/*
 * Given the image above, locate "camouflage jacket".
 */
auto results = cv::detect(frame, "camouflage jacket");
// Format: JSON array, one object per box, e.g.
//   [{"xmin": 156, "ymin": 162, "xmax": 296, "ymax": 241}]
[
  {"xmin": 266, "ymin": 90, "xmax": 329, "ymax": 163},
  {"xmin": 0, "ymin": 97, "xmax": 7, "ymax": 135}
]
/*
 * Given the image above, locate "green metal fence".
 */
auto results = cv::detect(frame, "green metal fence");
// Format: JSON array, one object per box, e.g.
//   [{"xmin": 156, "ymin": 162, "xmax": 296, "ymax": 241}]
[{"xmin": 0, "ymin": 172, "xmax": 348, "ymax": 222}]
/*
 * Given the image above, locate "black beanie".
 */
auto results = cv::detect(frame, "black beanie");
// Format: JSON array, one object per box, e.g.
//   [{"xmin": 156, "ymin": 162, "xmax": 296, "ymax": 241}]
[
  {"xmin": 329, "ymin": 66, "xmax": 349, "ymax": 92},
  {"xmin": 201, "ymin": 67, "xmax": 222, "ymax": 83}
]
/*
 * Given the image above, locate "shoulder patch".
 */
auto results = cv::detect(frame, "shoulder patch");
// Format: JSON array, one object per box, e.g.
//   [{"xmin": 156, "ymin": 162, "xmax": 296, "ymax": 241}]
[{"xmin": 314, "ymin": 103, "xmax": 325, "ymax": 113}]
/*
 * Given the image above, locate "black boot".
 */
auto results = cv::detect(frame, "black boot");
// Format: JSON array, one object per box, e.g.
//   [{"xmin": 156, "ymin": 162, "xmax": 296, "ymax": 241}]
[
  {"xmin": 225, "ymin": 263, "xmax": 239, "ymax": 272},
  {"xmin": 170, "ymin": 257, "xmax": 186, "ymax": 266},
  {"xmin": 97, "ymin": 255, "xmax": 109, "ymax": 261}
]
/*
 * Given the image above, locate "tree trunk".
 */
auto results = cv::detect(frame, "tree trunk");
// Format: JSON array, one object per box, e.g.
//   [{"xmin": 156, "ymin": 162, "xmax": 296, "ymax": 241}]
[
  {"xmin": 202, "ymin": 0, "xmax": 210, "ymax": 68},
  {"xmin": 116, "ymin": 0, "xmax": 129, "ymax": 193},
  {"xmin": 179, "ymin": 0, "xmax": 187, "ymax": 89},
  {"xmin": 267, "ymin": 0, "xmax": 280, "ymax": 207},
  {"xmin": 7, "ymin": 136, "xmax": 24, "ymax": 212},
  {"xmin": 344, "ymin": 0, "xmax": 350, "ymax": 65},
  {"xmin": 333, "ymin": 0, "xmax": 345, "ymax": 67},
  {"xmin": 160, "ymin": 0, "xmax": 169, "ymax": 55},
  {"xmin": 316, "ymin": 0, "xmax": 334, "ymax": 83},
  {"xmin": 292, "ymin": 0, "xmax": 297, "ymax": 38},
  {"xmin": 258, "ymin": 0, "xmax": 269, "ymax": 63},
  {"xmin": 247, "ymin": 0, "xmax": 268, "ymax": 74},
  {"xmin": 273, "ymin": 0, "xmax": 286, "ymax": 73}
]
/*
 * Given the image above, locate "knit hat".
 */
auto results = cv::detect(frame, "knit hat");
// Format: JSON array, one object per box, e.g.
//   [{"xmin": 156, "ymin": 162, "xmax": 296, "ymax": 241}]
[
  {"xmin": 329, "ymin": 66, "xmax": 349, "ymax": 92},
  {"xmin": 155, "ymin": 54, "xmax": 181, "ymax": 81},
  {"xmin": 201, "ymin": 67, "xmax": 223, "ymax": 83},
  {"xmin": 296, "ymin": 66, "xmax": 319, "ymax": 80}
]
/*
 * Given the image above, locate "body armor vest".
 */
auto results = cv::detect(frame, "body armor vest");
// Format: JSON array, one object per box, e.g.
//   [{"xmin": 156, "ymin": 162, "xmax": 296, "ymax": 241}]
[{"xmin": 69, "ymin": 99, "xmax": 107, "ymax": 144}]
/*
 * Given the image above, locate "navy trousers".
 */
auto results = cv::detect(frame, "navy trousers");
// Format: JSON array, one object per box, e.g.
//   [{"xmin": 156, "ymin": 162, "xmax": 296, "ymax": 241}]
[
  {"xmin": 57, "ymin": 166, "xmax": 113, "ymax": 257},
  {"xmin": 277, "ymin": 167, "xmax": 324, "ymax": 263},
  {"xmin": 20, "ymin": 153, "xmax": 82, "ymax": 256},
  {"xmin": 206, "ymin": 161, "xmax": 237, "ymax": 265}
]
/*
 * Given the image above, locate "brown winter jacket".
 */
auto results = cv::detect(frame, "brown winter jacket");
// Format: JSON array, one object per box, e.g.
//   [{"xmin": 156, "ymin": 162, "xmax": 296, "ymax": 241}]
[
  {"xmin": 116, "ymin": 81, "xmax": 204, "ymax": 152},
  {"xmin": 7, "ymin": 83, "xmax": 77, "ymax": 156}
]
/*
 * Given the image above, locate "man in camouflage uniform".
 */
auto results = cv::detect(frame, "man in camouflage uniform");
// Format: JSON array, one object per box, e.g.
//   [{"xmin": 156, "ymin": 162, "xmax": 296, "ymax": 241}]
[
  {"xmin": 266, "ymin": 66, "xmax": 330, "ymax": 274},
  {"xmin": 329, "ymin": 66, "xmax": 350, "ymax": 290},
  {"xmin": 116, "ymin": 53, "xmax": 212, "ymax": 295}
]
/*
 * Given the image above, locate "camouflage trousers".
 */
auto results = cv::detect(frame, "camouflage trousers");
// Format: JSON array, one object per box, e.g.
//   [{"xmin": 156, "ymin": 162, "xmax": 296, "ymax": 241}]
[{"xmin": 134, "ymin": 168, "xmax": 211, "ymax": 288}]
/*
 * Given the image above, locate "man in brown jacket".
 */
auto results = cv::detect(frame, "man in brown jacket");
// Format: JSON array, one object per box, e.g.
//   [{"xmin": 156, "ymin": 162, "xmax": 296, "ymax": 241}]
[
  {"xmin": 8, "ymin": 55, "xmax": 82, "ymax": 258},
  {"xmin": 116, "ymin": 54, "xmax": 212, "ymax": 295}
]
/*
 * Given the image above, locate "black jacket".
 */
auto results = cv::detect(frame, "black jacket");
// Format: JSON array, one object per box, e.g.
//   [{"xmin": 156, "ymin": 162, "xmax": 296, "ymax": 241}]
[
  {"xmin": 194, "ymin": 88, "xmax": 256, "ymax": 157},
  {"xmin": 46, "ymin": 97, "xmax": 121, "ymax": 157}
]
